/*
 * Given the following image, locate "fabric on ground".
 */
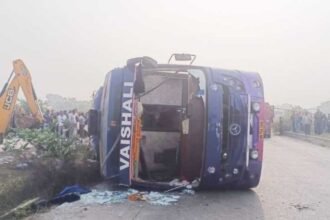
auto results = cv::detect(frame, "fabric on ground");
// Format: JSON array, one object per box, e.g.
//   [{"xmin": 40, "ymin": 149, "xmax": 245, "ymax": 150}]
[{"xmin": 49, "ymin": 185, "xmax": 91, "ymax": 205}]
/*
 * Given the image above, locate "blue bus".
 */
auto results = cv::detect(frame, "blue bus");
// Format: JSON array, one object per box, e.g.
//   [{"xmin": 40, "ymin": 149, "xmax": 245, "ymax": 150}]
[{"xmin": 89, "ymin": 54, "xmax": 265, "ymax": 190}]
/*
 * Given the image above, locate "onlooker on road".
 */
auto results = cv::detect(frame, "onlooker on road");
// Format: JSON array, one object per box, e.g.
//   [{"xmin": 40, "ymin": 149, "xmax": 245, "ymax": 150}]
[
  {"xmin": 314, "ymin": 109, "xmax": 323, "ymax": 135},
  {"xmin": 302, "ymin": 112, "xmax": 312, "ymax": 135}
]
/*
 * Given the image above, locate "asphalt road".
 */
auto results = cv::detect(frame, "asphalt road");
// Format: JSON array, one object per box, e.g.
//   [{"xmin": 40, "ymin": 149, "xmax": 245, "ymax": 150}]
[{"xmin": 28, "ymin": 136, "xmax": 330, "ymax": 220}]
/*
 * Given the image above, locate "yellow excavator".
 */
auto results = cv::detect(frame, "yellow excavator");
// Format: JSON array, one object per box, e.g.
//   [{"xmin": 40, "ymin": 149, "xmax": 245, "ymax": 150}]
[{"xmin": 0, "ymin": 59, "xmax": 43, "ymax": 143}]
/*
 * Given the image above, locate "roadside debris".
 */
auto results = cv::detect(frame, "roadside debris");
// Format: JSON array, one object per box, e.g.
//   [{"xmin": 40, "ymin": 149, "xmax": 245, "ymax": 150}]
[
  {"xmin": 15, "ymin": 162, "xmax": 29, "ymax": 169},
  {"xmin": 53, "ymin": 187, "xmax": 194, "ymax": 207},
  {"xmin": 144, "ymin": 192, "xmax": 180, "ymax": 206},
  {"xmin": 80, "ymin": 190, "xmax": 133, "ymax": 205},
  {"xmin": 181, "ymin": 189, "xmax": 195, "ymax": 195}
]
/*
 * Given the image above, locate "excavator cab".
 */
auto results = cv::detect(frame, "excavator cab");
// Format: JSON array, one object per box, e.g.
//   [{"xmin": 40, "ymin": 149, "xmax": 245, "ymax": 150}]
[{"xmin": 0, "ymin": 60, "xmax": 43, "ymax": 143}]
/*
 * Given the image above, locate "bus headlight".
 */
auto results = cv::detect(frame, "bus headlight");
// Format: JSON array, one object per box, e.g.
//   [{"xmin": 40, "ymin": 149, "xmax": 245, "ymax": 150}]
[
  {"xmin": 250, "ymin": 150, "xmax": 259, "ymax": 160},
  {"xmin": 252, "ymin": 102, "xmax": 260, "ymax": 112}
]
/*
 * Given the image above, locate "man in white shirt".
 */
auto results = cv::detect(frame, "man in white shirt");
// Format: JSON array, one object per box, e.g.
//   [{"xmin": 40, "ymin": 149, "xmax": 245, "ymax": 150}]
[
  {"xmin": 57, "ymin": 112, "xmax": 64, "ymax": 136},
  {"xmin": 78, "ymin": 113, "xmax": 86, "ymax": 138},
  {"xmin": 68, "ymin": 110, "xmax": 77, "ymax": 137}
]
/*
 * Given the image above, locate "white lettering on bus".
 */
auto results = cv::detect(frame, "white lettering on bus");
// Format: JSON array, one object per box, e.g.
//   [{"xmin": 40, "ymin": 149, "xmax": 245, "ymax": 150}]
[{"xmin": 119, "ymin": 81, "xmax": 133, "ymax": 171}]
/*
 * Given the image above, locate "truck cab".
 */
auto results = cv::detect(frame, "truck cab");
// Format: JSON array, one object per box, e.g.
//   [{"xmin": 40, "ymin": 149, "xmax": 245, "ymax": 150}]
[{"xmin": 89, "ymin": 55, "xmax": 265, "ymax": 190}]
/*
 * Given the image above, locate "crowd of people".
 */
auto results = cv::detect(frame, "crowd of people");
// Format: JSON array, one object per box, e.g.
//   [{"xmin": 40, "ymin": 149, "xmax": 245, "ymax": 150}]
[
  {"xmin": 291, "ymin": 109, "xmax": 330, "ymax": 135},
  {"xmin": 42, "ymin": 109, "xmax": 88, "ymax": 138}
]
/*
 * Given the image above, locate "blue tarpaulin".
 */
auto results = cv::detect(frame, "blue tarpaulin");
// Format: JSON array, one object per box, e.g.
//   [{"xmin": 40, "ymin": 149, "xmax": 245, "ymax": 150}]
[{"xmin": 49, "ymin": 185, "xmax": 91, "ymax": 205}]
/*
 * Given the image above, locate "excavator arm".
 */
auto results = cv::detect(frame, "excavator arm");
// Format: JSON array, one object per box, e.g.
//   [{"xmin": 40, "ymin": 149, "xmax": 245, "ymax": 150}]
[
  {"xmin": 0, "ymin": 59, "xmax": 43, "ymax": 143},
  {"xmin": 13, "ymin": 60, "xmax": 43, "ymax": 122}
]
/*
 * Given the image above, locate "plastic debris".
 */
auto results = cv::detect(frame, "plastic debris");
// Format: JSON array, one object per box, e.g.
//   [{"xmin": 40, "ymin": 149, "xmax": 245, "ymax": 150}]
[
  {"xmin": 181, "ymin": 189, "xmax": 195, "ymax": 195},
  {"xmin": 169, "ymin": 178, "xmax": 180, "ymax": 186},
  {"xmin": 191, "ymin": 178, "xmax": 201, "ymax": 188},
  {"xmin": 169, "ymin": 179, "xmax": 189, "ymax": 187}
]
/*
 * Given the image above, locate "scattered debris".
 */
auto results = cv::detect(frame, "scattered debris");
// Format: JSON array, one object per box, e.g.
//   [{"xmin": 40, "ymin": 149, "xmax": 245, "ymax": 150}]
[
  {"xmin": 0, "ymin": 155, "xmax": 14, "ymax": 165},
  {"xmin": 15, "ymin": 162, "xmax": 29, "ymax": 169},
  {"xmin": 166, "ymin": 178, "xmax": 200, "ymax": 193},
  {"xmin": 181, "ymin": 189, "xmax": 195, "ymax": 195},
  {"xmin": 128, "ymin": 192, "xmax": 147, "ymax": 201},
  {"xmin": 191, "ymin": 178, "xmax": 201, "ymax": 188},
  {"xmin": 80, "ymin": 190, "xmax": 132, "ymax": 205},
  {"xmin": 79, "ymin": 189, "xmax": 183, "ymax": 206},
  {"xmin": 169, "ymin": 179, "xmax": 189, "ymax": 187},
  {"xmin": 144, "ymin": 192, "xmax": 180, "ymax": 206}
]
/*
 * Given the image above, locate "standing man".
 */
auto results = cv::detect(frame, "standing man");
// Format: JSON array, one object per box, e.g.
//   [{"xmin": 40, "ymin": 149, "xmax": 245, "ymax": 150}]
[
  {"xmin": 57, "ymin": 111, "xmax": 64, "ymax": 136},
  {"xmin": 314, "ymin": 109, "xmax": 322, "ymax": 135},
  {"xmin": 302, "ymin": 112, "xmax": 311, "ymax": 135},
  {"xmin": 78, "ymin": 113, "xmax": 86, "ymax": 138},
  {"xmin": 68, "ymin": 110, "xmax": 77, "ymax": 138},
  {"xmin": 43, "ymin": 110, "xmax": 51, "ymax": 129}
]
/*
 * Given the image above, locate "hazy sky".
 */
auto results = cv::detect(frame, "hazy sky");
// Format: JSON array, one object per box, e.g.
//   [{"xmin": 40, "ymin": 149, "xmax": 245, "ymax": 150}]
[{"xmin": 0, "ymin": 0, "xmax": 329, "ymax": 108}]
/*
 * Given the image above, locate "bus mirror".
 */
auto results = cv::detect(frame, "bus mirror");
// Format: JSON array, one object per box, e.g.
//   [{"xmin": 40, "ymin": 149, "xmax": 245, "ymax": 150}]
[{"xmin": 88, "ymin": 109, "xmax": 98, "ymax": 136}]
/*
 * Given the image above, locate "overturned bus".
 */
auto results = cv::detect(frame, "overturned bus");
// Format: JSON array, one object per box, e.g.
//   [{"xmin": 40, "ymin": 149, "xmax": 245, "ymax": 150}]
[{"xmin": 89, "ymin": 54, "xmax": 265, "ymax": 190}]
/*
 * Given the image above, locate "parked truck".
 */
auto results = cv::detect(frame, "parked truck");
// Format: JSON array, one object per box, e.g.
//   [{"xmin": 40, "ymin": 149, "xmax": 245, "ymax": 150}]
[{"xmin": 89, "ymin": 54, "xmax": 265, "ymax": 190}]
